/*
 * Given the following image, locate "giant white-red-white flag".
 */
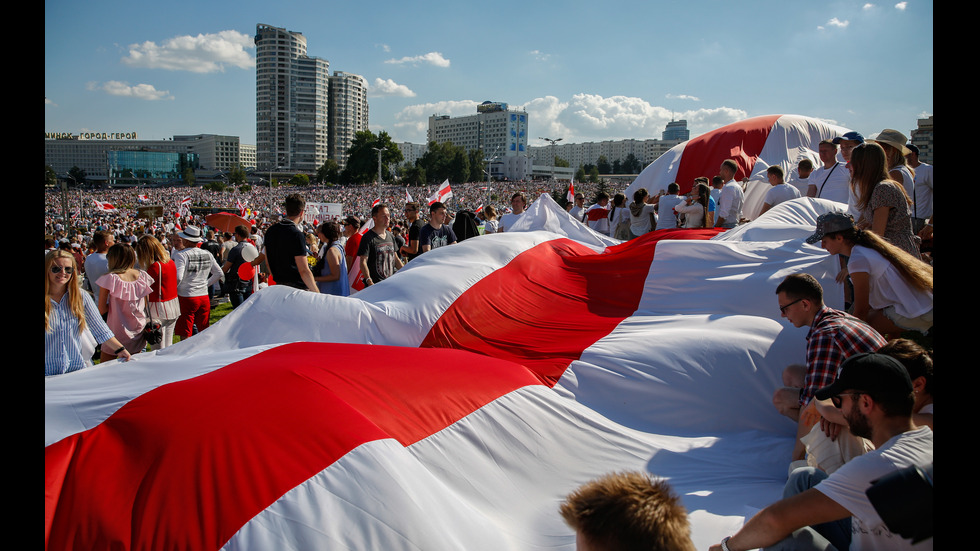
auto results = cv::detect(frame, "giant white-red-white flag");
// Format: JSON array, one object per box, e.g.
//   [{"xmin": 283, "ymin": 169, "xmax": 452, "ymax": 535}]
[
  {"xmin": 427, "ymin": 179, "xmax": 453, "ymax": 205},
  {"xmin": 46, "ymin": 193, "xmax": 855, "ymax": 550}
]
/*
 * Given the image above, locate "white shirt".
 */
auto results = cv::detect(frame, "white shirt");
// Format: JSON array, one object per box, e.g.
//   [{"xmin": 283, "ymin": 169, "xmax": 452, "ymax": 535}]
[
  {"xmin": 847, "ymin": 245, "xmax": 932, "ymax": 318},
  {"xmin": 911, "ymin": 163, "xmax": 933, "ymax": 219},
  {"xmin": 764, "ymin": 183, "xmax": 802, "ymax": 209},
  {"xmin": 815, "ymin": 426, "xmax": 933, "ymax": 551},
  {"xmin": 809, "ymin": 162, "xmax": 850, "ymax": 204},
  {"xmin": 498, "ymin": 212, "xmax": 523, "ymax": 233},
  {"xmin": 716, "ymin": 181, "xmax": 744, "ymax": 226},
  {"xmin": 657, "ymin": 194, "xmax": 685, "ymax": 228},
  {"xmin": 173, "ymin": 246, "xmax": 223, "ymax": 298}
]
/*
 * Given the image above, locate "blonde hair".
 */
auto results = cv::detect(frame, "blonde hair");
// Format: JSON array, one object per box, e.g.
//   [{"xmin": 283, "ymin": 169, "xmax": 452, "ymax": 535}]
[
  {"xmin": 135, "ymin": 234, "xmax": 169, "ymax": 270},
  {"xmin": 45, "ymin": 249, "xmax": 86, "ymax": 334}
]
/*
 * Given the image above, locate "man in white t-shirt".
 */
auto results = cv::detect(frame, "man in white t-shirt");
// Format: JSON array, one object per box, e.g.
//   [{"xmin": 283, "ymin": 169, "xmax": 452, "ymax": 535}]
[
  {"xmin": 498, "ymin": 192, "xmax": 528, "ymax": 233},
  {"xmin": 905, "ymin": 144, "xmax": 933, "ymax": 232},
  {"xmin": 652, "ymin": 183, "xmax": 685, "ymax": 229},
  {"xmin": 787, "ymin": 158, "xmax": 814, "ymax": 196},
  {"xmin": 807, "ymin": 140, "xmax": 850, "ymax": 205},
  {"xmin": 568, "ymin": 193, "xmax": 588, "ymax": 223},
  {"xmin": 759, "ymin": 165, "xmax": 801, "ymax": 216},
  {"xmin": 710, "ymin": 352, "xmax": 932, "ymax": 551}
]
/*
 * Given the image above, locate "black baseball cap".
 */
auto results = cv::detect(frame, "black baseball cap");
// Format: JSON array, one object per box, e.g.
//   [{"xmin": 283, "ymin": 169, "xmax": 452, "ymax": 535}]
[{"xmin": 814, "ymin": 352, "xmax": 913, "ymax": 401}]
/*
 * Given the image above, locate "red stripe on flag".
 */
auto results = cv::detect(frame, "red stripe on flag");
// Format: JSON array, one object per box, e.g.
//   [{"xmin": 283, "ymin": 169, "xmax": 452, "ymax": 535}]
[
  {"xmin": 420, "ymin": 229, "xmax": 717, "ymax": 386},
  {"xmin": 674, "ymin": 114, "xmax": 781, "ymax": 194},
  {"xmin": 45, "ymin": 343, "xmax": 543, "ymax": 550}
]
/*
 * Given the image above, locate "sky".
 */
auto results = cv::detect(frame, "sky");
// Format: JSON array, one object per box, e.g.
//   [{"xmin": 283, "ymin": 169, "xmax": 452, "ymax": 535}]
[{"xmin": 45, "ymin": 0, "xmax": 933, "ymax": 148}]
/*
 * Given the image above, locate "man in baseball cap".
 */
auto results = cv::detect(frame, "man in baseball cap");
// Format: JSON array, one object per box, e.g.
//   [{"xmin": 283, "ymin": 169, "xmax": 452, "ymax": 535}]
[{"xmin": 711, "ymin": 352, "xmax": 932, "ymax": 551}]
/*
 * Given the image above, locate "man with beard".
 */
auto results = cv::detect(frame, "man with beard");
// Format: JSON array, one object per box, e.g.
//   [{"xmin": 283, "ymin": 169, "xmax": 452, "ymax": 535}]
[{"xmin": 710, "ymin": 352, "xmax": 932, "ymax": 551}]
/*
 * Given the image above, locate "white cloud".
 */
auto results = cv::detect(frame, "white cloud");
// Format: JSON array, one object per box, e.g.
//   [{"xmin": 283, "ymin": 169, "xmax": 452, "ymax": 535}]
[
  {"xmin": 863, "ymin": 3, "xmax": 876, "ymax": 9},
  {"xmin": 529, "ymin": 50, "xmax": 551, "ymax": 62},
  {"xmin": 121, "ymin": 30, "xmax": 255, "ymax": 73},
  {"xmin": 894, "ymin": 2, "xmax": 908, "ymax": 9},
  {"xmin": 87, "ymin": 81, "xmax": 174, "ymax": 101},
  {"xmin": 376, "ymin": 43, "xmax": 391, "ymax": 53},
  {"xmin": 371, "ymin": 78, "xmax": 416, "ymax": 97},
  {"xmin": 666, "ymin": 93, "xmax": 701, "ymax": 102},
  {"xmin": 384, "ymin": 52, "xmax": 451, "ymax": 68},
  {"xmin": 827, "ymin": 17, "xmax": 850, "ymax": 28},
  {"xmin": 389, "ymin": 94, "xmax": 748, "ymax": 145}
]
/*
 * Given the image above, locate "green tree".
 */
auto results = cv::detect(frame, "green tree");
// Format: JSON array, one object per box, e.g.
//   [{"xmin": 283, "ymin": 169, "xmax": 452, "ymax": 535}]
[
  {"xmin": 399, "ymin": 164, "xmax": 426, "ymax": 187},
  {"xmin": 468, "ymin": 149, "xmax": 485, "ymax": 182},
  {"xmin": 574, "ymin": 165, "xmax": 587, "ymax": 183},
  {"xmin": 316, "ymin": 159, "xmax": 341, "ymax": 185},
  {"xmin": 596, "ymin": 155, "xmax": 611, "ymax": 175},
  {"xmin": 183, "ymin": 167, "xmax": 196, "ymax": 186},
  {"xmin": 68, "ymin": 166, "xmax": 88, "ymax": 187},
  {"xmin": 228, "ymin": 164, "xmax": 247, "ymax": 186},
  {"xmin": 622, "ymin": 153, "xmax": 642, "ymax": 174},
  {"xmin": 553, "ymin": 156, "xmax": 570, "ymax": 168},
  {"xmin": 588, "ymin": 166, "xmax": 600, "ymax": 183},
  {"xmin": 341, "ymin": 130, "xmax": 404, "ymax": 185},
  {"xmin": 45, "ymin": 165, "xmax": 58, "ymax": 187},
  {"xmin": 417, "ymin": 141, "xmax": 469, "ymax": 184},
  {"xmin": 289, "ymin": 173, "xmax": 310, "ymax": 186}
]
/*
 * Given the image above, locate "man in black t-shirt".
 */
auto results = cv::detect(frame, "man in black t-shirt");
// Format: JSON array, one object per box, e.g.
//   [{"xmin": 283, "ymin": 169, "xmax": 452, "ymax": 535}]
[
  {"xmin": 263, "ymin": 194, "xmax": 319, "ymax": 292},
  {"xmin": 357, "ymin": 203, "xmax": 403, "ymax": 286},
  {"xmin": 399, "ymin": 201, "xmax": 423, "ymax": 263}
]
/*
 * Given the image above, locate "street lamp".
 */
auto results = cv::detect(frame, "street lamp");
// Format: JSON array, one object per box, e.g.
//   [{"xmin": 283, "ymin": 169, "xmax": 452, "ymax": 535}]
[
  {"xmin": 372, "ymin": 146, "xmax": 387, "ymax": 201},
  {"xmin": 539, "ymin": 137, "xmax": 563, "ymax": 184}
]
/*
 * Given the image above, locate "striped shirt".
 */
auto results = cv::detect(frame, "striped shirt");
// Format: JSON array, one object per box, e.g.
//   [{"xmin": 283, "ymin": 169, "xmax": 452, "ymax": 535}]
[{"xmin": 45, "ymin": 292, "xmax": 115, "ymax": 376}]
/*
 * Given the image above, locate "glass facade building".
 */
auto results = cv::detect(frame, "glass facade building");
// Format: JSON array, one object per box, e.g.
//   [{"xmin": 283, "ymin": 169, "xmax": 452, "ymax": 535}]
[{"xmin": 107, "ymin": 150, "xmax": 199, "ymax": 187}]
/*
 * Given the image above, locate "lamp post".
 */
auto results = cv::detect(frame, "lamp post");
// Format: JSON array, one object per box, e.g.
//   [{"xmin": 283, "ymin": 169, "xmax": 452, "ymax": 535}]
[
  {"xmin": 372, "ymin": 146, "xmax": 387, "ymax": 201},
  {"xmin": 539, "ymin": 137, "xmax": 563, "ymax": 184}
]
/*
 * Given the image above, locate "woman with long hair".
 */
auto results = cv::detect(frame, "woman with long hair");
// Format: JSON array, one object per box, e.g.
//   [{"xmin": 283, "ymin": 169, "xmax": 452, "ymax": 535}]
[
  {"xmin": 808, "ymin": 211, "xmax": 932, "ymax": 336},
  {"xmin": 45, "ymin": 249, "xmax": 130, "ymax": 375},
  {"xmin": 608, "ymin": 193, "xmax": 632, "ymax": 240},
  {"xmin": 135, "ymin": 234, "xmax": 180, "ymax": 349},
  {"xmin": 675, "ymin": 182, "xmax": 711, "ymax": 228},
  {"xmin": 313, "ymin": 221, "xmax": 350, "ymax": 296},
  {"xmin": 873, "ymin": 129, "xmax": 916, "ymax": 202},
  {"xmin": 96, "ymin": 243, "xmax": 154, "ymax": 361},
  {"xmin": 849, "ymin": 141, "xmax": 920, "ymax": 258}
]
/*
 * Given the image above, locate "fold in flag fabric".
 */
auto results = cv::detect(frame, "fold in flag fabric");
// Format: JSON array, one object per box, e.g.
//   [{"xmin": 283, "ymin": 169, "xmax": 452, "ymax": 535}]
[
  {"xmin": 46, "ymin": 194, "xmax": 853, "ymax": 550},
  {"xmin": 427, "ymin": 179, "xmax": 453, "ymax": 205},
  {"xmin": 567, "ymin": 183, "xmax": 575, "ymax": 203},
  {"xmin": 626, "ymin": 114, "xmax": 852, "ymax": 220}
]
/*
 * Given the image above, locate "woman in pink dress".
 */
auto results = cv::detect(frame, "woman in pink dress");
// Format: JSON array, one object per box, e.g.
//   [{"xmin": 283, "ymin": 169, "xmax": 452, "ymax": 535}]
[
  {"xmin": 96, "ymin": 243, "xmax": 154, "ymax": 361},
  {"xmin": 135, "ymin": 235, "xmax": 180, "ymax": 349}
]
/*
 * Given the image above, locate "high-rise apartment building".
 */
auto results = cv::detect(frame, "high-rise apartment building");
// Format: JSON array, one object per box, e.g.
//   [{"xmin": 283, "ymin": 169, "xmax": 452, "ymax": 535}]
[
  {"xmin": 328, "ymin": 71, "xmax": 369, "ymax": 169},
  {"xmin": 255, "ymin": 24, "xmax": 368, "ymax": 175}
]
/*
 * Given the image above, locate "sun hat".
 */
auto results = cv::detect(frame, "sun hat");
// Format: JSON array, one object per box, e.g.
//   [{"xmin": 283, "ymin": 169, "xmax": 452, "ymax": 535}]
[
  {"xmin": 869, "ymin": 129, "xmax": 911, "ymax": 156},
  {"xmin": 177, "ymin": 225, "xmax": 204, "ymax": 243},
  {"xmin": 805, "ymin": 211, "xmax": 856, "ymax": 244}
]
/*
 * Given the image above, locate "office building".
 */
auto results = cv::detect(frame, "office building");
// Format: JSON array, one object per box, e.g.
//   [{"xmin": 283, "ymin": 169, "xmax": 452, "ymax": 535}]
[
  {"xmin": 428, "ymin": 101, "xmax": 530, "ymax": 180},
  {"xmin": 909, "ymin": 115, "xmax": 933, "ymax": 165},
  {"xmin": 662, "ymin": 120, "xmax": 690, "ymax": 141}
]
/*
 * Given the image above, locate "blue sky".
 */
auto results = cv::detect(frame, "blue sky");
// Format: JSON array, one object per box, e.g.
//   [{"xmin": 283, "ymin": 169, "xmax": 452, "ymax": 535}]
[{"xmin": 45, "ymin": 0, "xmax": 932, "ymax": 147}]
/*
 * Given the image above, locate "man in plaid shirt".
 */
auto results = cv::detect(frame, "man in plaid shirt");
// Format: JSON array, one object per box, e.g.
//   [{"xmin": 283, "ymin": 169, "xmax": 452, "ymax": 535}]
[{"xmin": 772, "ymin": 274, "xmax": 886, "ymax": 461}]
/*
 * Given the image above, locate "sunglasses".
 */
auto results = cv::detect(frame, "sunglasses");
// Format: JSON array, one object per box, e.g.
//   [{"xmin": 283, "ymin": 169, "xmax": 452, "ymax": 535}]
[
  {"xmin": 50, "ymin": 265, "xmax": 74, "ymax": 274},
  {"xmin": 830, "ymin": 392, "xmax": 864, "ymax": 408}
]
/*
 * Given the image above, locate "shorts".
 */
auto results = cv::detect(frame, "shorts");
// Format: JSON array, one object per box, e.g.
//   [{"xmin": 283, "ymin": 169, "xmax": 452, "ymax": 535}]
[{"xmin": 883, "ymin": 305, "xmax": 933, "ymax": 334}]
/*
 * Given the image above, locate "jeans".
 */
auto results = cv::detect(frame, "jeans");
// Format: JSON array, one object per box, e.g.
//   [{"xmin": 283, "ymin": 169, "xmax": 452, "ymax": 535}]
[{"xmin": 763, "ymin": 467, "xmax": 851, "ymax": 551}]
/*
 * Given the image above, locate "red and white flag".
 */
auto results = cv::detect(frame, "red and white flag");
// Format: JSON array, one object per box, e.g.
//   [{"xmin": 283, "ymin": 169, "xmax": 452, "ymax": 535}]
[
  {"xmin": 46, "ymin": 195, "xmax": 853, "ymax": 551},
  {"xmin": 427, "ymin": 179, "xmax": 452, "ymax": 205},
  {"xmin": 137, "ymin": 194, "xmax": 149, "ymax": 203},
  {"xmin": 405, "ymin": 189, "xmax": 413, "ymax": 203},
  {"xmin": 566, "ymin": 183, "xmax": 575, "ymax": 203},
  {"xmin": 92, "ymin": 200, "xmax": 117, "ymax": 212},
  {"xmin": 236, "ymin": 199, "xmax": 247, "ymax": 217}
]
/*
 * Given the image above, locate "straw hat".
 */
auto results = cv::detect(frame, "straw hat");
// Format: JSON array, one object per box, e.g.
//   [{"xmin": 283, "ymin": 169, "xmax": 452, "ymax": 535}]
[{"xmin": 869, "ymin": 129, "xmax": 910, "ymax": 156}]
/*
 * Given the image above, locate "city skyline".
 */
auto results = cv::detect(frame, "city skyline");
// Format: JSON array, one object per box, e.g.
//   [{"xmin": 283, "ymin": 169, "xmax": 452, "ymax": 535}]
[{"xmin": 45, "ymin": 0, "xmax": 933, "ymax": 148}]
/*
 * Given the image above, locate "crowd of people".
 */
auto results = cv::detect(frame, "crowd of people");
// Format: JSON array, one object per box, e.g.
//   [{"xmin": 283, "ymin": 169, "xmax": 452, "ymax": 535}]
[{"xmin": 46, "ymin": 129, "xmax": 933, "ymax": 548}]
